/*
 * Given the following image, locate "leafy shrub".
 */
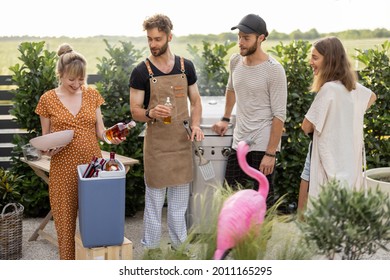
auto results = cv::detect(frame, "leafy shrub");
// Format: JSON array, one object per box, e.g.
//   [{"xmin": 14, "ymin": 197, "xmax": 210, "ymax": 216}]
[
  {"xmin": 9, "ymin": 42, "xmax": 57, "ymax": 132},
  {"xmin": 355, "ymin": 40, "xmax": 390, "ymax": 168},
  {"xmin": 269, "ymin": 40, "xmax": 314, "ymax": 210},
  {"xmin": 0, "ymin": 167, "xmax": 24, "ymax": 213},
  {"xmin": 96, "ymin": 39, "xmax": 146, "ymax": 216},
  {"xmin": 8, "ymin": 42, "xmax": 57, "ymax": 216},
  {"xmin": 187, "ymin": 41, "xmax": 235, "ymax": 96},
  {"xmin": 298, "ymin": 179, "xmax": 390, "ymax": 260}
]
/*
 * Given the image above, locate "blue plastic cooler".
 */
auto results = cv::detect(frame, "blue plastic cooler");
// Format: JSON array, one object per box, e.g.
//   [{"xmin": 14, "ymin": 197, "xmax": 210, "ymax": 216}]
[{"xmin": 77, "ymin": 161, "xmax": 126, "ymax": 248}]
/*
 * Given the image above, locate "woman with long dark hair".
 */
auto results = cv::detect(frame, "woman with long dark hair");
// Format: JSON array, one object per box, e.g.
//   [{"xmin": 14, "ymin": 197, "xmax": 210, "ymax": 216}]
[{"xmin": 302, "ymin": 37, "xmax": 376, "ymax": 198}]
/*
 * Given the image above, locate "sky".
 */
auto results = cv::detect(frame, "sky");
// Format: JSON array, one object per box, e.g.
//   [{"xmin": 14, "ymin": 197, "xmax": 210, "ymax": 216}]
[{"xmin": 1, "ymin": 0, "xmax": 389, "ymax": 38}]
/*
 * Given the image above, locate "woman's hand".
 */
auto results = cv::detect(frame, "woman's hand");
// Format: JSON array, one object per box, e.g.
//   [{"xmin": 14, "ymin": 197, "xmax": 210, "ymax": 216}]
[
  {"xmin": 41, "ymin": 146, "xmax": 65, "ymax": 156},
  {"xmin": 109, "ymin": 136, "xmax": 126, "ymax": 145}
]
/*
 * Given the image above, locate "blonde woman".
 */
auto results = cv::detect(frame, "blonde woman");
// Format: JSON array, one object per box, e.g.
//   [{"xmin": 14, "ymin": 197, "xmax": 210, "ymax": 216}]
[{"xmin": 35, "ymin": 44, "xmax": 123, "ymax": 259}]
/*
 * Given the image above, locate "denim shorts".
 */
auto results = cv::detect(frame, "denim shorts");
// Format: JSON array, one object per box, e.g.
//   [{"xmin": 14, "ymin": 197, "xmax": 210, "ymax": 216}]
[{"xmin": 300, "ymin": 142, "xmax": 312, "ymax": 181}]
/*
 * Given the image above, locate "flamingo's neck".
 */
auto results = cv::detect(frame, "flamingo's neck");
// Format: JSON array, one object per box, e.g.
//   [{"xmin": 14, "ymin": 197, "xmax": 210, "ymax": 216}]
[
  {"xmin": 237, "ymin": 143, "xmax": 269, "ymax": 199},
  {"xmin": 241, "ymin": 158, "xmax": 269, "ymax": 198}
]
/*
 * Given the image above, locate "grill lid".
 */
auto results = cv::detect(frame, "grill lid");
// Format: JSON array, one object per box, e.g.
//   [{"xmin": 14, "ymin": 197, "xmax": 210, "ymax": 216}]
[{"xmin": 199, "ymin": 96, "xmax": 235, "ymax": 136}]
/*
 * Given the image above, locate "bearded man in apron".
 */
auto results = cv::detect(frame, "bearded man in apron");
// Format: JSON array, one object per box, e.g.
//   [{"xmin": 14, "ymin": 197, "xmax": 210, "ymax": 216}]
[{"xmin": 129, "ymin": 14, "xmax": 204, "ymax": 252}]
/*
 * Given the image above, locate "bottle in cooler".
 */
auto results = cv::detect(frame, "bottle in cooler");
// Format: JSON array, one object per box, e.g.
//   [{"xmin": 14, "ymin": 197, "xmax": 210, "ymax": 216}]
[
  {"xmin": 105, "ymin": 151, "xmax": 119, "ymax": 171},
  {"xmin": 83, "ymin": 155, "xmax": 98, "ymax": 178}
]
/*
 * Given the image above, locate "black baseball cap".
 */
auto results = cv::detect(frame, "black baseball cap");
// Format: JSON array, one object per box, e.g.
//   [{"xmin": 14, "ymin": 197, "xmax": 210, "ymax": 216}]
[{"xmin": 231, "ymin": 14, "xmax": 268, "ymax": 37}]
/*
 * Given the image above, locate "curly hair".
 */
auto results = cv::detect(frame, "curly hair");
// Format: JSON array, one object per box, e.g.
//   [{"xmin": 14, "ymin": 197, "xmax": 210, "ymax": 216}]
[{"xmin": 143, "ymin": 14, "xmax": 173, "ymax": 35}]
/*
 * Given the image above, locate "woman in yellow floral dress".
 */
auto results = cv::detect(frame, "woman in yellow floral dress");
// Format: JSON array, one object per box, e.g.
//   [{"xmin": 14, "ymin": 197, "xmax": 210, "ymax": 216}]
[{"xmin": 35, "ymin": 43, "xmax": 123, "ymax": 259}]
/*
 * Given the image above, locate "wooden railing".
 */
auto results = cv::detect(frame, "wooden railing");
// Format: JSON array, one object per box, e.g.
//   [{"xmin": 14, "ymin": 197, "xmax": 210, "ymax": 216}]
[{"xmin": 0, "ymin": 74, "xmax": 101, "ymax": 169}]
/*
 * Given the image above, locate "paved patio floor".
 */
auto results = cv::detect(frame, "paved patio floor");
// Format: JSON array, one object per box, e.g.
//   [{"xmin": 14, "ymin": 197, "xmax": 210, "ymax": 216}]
[{"xmin": 20, "ymin": 209, "xmax": 390, "ymax": 260}]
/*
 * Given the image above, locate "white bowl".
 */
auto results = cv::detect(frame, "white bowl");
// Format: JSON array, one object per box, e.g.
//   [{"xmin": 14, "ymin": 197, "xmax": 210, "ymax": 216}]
[{"xmin": 30, "ymin": 130, "xmax": 74, "ymax": 151}]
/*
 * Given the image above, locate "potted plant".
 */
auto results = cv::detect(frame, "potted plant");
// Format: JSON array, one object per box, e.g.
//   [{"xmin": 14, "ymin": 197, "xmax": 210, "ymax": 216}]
[
  {"xmin": 0, "ymin": 167, "xmax": 25, "ymax": 260},
  {"xmin": 298, "ymin": 179, "xmax": 390, "ymax": 260},
  {"xmin": 365, "ymin": 167, "xmax": 390, "ymax": 196}
]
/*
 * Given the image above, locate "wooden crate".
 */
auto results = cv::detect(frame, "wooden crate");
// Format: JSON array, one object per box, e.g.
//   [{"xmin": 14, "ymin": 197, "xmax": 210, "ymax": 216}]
[{"xmin": 75, "ymin": 232, "xmax": 133, "ymax": 260}]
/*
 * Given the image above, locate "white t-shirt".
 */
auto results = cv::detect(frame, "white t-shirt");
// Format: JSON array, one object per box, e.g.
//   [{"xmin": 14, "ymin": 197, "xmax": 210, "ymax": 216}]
[
  {"xmin": 305, "ymin": 81, "xmax": 372, "ymax": 197},
  {"xmin": 227, "ymin": 53, "xmax": 287, "ymax": 151}
]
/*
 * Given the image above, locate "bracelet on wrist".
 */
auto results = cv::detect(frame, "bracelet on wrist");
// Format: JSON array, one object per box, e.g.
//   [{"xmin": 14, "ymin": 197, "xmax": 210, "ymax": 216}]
[
  {"xmin": 264, "ymin": 152, "xmax": 276, "ymax": 158},
  {"xmin": 145, "ymin": 108, "xmax": 153, "ymax": 119},
  {"xmin": 221, "ymin": 117, "xmax": 230, "ymax": 122}
]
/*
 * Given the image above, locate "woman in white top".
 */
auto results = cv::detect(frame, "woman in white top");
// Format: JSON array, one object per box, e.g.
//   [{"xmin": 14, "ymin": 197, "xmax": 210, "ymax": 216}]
[{"xmin": 302, "ymin": 37, "xmax": 376, "ymax": 198}]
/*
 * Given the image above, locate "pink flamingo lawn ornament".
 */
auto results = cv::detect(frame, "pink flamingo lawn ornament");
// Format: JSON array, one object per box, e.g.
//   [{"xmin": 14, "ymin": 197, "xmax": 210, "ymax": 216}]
[{"xmin": 213, "ymin": 140, "xmax": 269, "ymax": 260}]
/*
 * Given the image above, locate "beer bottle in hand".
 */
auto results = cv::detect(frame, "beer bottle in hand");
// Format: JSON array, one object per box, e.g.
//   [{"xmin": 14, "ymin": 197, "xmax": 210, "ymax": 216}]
[{"xmin": 163, "ymin": 97, "xmax": 173, "ymax": 124}]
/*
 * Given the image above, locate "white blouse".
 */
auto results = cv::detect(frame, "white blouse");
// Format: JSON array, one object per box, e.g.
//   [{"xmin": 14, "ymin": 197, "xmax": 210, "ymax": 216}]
[{"xmin": 305, "ymin": 81, "xmax": 372, "ymax": 197}]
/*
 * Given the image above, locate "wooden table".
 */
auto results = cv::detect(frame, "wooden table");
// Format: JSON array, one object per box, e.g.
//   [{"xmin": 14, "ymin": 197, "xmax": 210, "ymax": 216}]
[{"xmin": 21, "ymin": 151, "xmax": 139, "ymax": 247}]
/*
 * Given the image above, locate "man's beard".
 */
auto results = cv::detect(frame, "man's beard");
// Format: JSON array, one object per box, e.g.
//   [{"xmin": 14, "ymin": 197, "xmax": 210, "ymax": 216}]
[
  {"xmin": 241, "ymin": 41, "xmax": 258, "ymax": 57},
  {"xmin": 151, "ymin": 40, "xmax": 169, "ymax": 57}
]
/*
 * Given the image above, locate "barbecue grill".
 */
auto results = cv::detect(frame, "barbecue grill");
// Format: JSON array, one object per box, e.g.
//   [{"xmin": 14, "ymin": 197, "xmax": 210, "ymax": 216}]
[{"xmin": 186, "ymin": 96, "xmax": 236, "ymax": 232}]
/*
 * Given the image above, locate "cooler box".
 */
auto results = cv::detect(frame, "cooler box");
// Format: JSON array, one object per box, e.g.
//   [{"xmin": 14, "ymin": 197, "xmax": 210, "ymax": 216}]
[{"xmin": 77, "ymin": 160, "xmax": 126, "ymax": 248}]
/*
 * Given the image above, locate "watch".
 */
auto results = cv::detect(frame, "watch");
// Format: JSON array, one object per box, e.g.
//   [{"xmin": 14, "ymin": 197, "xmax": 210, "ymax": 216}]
[
  {"xmin": 145, "ymin": 109, "xmax": 153, "ymax": 119},
  {"xmin": 264, "ymin": 152, "xmax": 276, "ymax": 158}
]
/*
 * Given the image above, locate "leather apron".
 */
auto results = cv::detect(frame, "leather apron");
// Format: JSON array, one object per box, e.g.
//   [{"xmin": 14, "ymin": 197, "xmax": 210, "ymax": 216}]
[{"xmin": 143, "ymin": 57, "xmax": 193, "ymax": 188}]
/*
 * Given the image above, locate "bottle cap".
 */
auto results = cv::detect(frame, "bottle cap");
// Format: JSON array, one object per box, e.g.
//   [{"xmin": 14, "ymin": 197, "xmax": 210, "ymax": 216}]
[{"xmin": 126, "ymin": 120, "xmax": 136, "ymax": 128}]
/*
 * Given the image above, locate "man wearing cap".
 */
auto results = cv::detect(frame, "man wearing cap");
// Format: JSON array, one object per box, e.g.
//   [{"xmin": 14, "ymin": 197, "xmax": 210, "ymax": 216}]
[{"xmin": 212, "ymin": 14, "xmax": 287, "ymax": 208}]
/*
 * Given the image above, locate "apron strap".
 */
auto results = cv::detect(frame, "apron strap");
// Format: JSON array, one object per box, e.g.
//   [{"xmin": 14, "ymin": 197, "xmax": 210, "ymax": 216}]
[
  {"xmin": 145, "ymin": 57, "xmax": 186, "ymax": 76},
  {"xmin": 144, "ymin": 59, "xmax": 154, "ymax": 77},
  {"xmin": 180, "ymin": 56, "xmax": 185, "ymax": 74}
]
